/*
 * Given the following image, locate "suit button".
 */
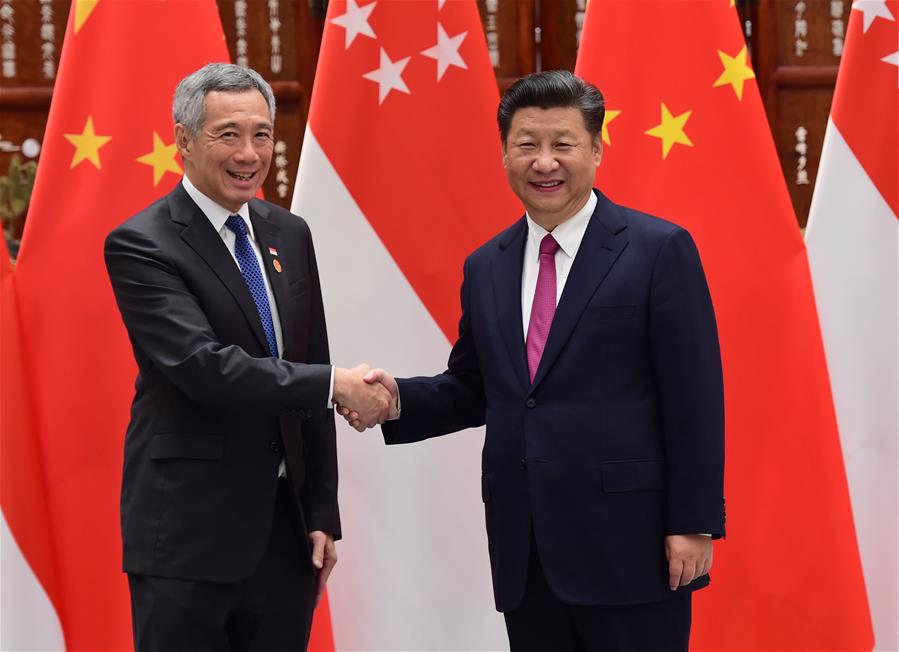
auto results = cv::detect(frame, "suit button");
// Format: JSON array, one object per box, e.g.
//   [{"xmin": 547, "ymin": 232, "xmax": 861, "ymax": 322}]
[
  {"xmin": 269, "ymin": 441, "xmax": 280, "ymax": 453},
  {"xmin": 525, "ymin": 398, "xmax": 536, "ymax": 408},
  {"xmin": 520, "ymin": 458, "xmax": 527, "ymax": 470}
]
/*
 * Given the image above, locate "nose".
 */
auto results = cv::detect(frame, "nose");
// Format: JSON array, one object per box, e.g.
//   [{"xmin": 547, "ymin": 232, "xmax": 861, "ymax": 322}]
[
  {"xmin": 531, "ymin": 148, "xmax": 559, "ymax": 174},
  {"xmin": 233, "ymin": 135, "xmax": 260, "ymax": 163}
]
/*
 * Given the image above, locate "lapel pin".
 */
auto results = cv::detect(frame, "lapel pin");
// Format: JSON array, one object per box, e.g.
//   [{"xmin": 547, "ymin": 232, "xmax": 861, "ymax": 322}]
[
  {"xmin": 273, "ymin": 260, "xmax": 282, "ymax": 273},
  {"xmin": 268, "ymin": 246, "xmax": 279, "ymax": 256}
]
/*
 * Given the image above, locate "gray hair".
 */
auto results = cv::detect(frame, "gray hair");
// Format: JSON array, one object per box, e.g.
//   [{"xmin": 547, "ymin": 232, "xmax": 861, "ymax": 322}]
[
  {"xmin": 498, "ymin": 70, "xmax": 605, "ymax": 142},
  {"xmin": 173, "ymin": 63, "xmax": 276, "ymax": 135}
]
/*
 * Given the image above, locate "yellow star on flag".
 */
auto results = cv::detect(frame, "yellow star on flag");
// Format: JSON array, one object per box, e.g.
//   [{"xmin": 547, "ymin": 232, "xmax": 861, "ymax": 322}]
[
  {"xmin": 713, "ymin": 45, "xmax": 756, "ymax": 100},
  {"xmin": 601, "ymin": 110, "xmax": 622, "ymax": 146},
  {"xmin": 74, "ymin": 0, "xmax": 99, "ymax": 34},
  {"xmin": 137, "ymin": 132, "xmax": 182, "ymax": 186},
  {"xmin": 64, "ymin": 116, "xmax": 112, "ymax": 169},
  {"xmin": 644, "ymin": 103, "xmax": 693, "ymax": 160}
]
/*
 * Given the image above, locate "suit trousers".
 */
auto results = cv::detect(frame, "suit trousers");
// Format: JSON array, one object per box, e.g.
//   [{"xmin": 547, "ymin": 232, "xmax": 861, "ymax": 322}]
[
  {"xmin": 128, "ymin": 477, "xmax": 317, "ymax": 652},
  {"xmin": 503, "ymin": 533, "xmax": 692, "ymax": 652}
]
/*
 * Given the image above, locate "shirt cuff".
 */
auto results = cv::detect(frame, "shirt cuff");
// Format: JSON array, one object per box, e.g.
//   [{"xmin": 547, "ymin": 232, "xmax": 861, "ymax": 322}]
[
  {"xmin": 326, "ymin": 365, "xmax": 335, "ymax": 408},
  {"xmin": 387, "ymin": 387, "xmax": 401, "ymax": 420}
]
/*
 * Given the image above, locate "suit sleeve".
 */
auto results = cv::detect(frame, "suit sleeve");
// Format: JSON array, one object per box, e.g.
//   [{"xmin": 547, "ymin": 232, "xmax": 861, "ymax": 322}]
[
  {"xmin": 297, "ymin": 227, "xmax": 340, "ymax": 538},
  {"xmin": 649, "ymin": 228, "xmax": 725, "ymax": 538},
  {"xmin": 104, "ymin": 224, "xmax": 331, "ymax": 415},
  {"xmin": 382, "ymin": 256, "xmax": 486, "ymax": 444}
]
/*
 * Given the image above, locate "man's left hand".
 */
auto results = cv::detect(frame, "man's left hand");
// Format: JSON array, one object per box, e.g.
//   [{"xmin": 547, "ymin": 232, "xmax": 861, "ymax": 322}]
[
  {"xmin": 665, "ymin": 534, "xmax": 713, "ymax": 591},
  {"xmin": 308, "ymin": 530, "xmax": 337, "ymax": 607}
]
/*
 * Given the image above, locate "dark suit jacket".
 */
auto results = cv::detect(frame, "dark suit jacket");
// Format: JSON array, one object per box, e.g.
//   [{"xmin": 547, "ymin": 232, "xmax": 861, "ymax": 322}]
[
  {"xmin": 383, "ymin": 190, "xmax": 724, "ymax": 611},
  {"xmin": 105, "ymin": 182, "xmax": 340, "ymax": 583}
]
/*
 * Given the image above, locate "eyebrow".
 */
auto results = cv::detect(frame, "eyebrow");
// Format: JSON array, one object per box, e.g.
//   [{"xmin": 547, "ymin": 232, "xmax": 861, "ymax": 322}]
[
  {"xmin": 212, "ymin": 121, "xmax": 273, "ymax": 132},
  {"xmin": 514, "ymin": 128, "xmax": 577, "ymax": 138}
]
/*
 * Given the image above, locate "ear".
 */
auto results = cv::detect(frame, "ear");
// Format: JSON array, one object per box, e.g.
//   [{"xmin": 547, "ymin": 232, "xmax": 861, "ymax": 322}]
[
  {"xmin": 593, "ymin": 137, "xmax": 603, "ymax": 166},
  {"xmin": 174, "ymin": 124, "xmax": 192, "ymax": 157},
  {"xmin": 501, "ymin": 142, "xmax": 509, "ymax": 169}
]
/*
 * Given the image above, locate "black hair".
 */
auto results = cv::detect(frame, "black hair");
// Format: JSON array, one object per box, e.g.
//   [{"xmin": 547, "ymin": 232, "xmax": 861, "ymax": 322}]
[{"xmin": 497, "ymin": 70, "xmax": 604, "ymax": 142}]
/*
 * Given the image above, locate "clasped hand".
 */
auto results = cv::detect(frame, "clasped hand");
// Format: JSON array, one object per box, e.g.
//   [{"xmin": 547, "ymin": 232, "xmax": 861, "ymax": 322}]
[{"xmin": 332, "ymin": 365, "xmax": 397, "ymax": 430}]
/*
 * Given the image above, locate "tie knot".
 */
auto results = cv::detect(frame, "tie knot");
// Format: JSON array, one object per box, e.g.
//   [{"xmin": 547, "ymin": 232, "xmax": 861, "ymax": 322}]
[
  {"xmin": 539, "ymin": 234, "xmax": 559, "ymax": 257},
  {"xmin": 225, "ymin": 214, "xmax": 248, "ymax": 237}
]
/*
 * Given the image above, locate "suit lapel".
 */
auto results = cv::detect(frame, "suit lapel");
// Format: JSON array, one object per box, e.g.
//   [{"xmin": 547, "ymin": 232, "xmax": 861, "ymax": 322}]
[
  {"xmin": 491, "ymin": 218, "xmax": 530, "ymax": 392},
  {"xmin": 530, "ymin": 191, "xmax": 629, "ymax": 392},
  {"xmin": 249, "ymin": 203, "xmax": 294, "ymax": 358},
  {"xmin": 169, "ymin": 185, "xmax": 270, "ymax": 355}
]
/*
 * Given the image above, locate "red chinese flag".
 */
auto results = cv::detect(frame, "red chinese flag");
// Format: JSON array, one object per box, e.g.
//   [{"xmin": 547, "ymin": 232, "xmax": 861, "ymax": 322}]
[
  {"xmin": 293, "ymin": 0, "xmax": 519, "ymax": 648},
  {"xmin": 576, "ymin": 1, "xmax": 873, "ymax": 650},
  {"xmin": 10, "ymin": 2, "xmax": 339, "ymax": 650}
]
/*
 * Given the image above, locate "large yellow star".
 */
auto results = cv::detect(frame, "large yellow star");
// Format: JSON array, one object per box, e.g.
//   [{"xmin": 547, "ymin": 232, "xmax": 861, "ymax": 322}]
[
  {"xmin": 601, "ymin": 110, "xmax": 621, "ymax": 146},
  {"xmin": 74, "ymin": 1, "xmax": 99, "ymax": 34},
  {"xmin": 137, "ymin": 132, "xmax": 182, "ymax": 186},
  {"xmin": 713, "ymin": 45, "xmax": 756, "ymax": 100},
  {"xmin": 64, "ymin": 116, "xmax": 111, "ymax": 169},
  {"xmin": 644, "ymin": 103, "xmax": 693, "ymax": 160}
]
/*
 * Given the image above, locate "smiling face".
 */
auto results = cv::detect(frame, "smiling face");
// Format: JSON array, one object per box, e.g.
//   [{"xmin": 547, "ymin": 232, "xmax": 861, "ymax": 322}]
[
  {"xmin": 175, "ymin": 89, "xmax": 273, "ymax": 212},
  {"xmin": 502, "ymin": 106, "xmax": 601, "ymax": 230}
]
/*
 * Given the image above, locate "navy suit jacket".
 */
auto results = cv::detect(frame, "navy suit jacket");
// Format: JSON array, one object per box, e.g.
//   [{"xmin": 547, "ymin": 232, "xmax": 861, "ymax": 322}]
[{"xmin": 382, "ymin": 190, "xmax": 725, "ymax": 611}]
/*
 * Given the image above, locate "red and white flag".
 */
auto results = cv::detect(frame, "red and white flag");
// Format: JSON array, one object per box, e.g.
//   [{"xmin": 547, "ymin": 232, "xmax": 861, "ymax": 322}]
[
  {"xmin": 293, "ymin": 0, "xmax": 520, "ymax": 648},
  {"xmin": 1, "ymin": 237, "xmax": 64, "ymax": 651},
  {"xmin": 806, "ymin": 1, "xmax": 898, "ymax": 649}
]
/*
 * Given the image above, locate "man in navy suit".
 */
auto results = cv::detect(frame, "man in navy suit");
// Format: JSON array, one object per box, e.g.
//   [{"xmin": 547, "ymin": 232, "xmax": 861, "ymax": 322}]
[{"xmin": 343, "ymin": 70, "xmax": 725, "ymax": 651}]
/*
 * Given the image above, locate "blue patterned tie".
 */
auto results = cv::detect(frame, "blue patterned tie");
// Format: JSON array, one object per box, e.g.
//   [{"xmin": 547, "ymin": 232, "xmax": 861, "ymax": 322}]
[{"xmin": 225, "ymin": 215, "xmax": 279, "ymax": 358}]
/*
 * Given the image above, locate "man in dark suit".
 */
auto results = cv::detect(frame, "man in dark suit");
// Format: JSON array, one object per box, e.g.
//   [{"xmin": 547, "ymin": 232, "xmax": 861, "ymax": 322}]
[
  {"xmin": 343, "ymin": 70, "xmax": 725, "ymax": 651},
  {"xmin": 105, "ymin": 63, "xmax": 391, "ymax": 652}
]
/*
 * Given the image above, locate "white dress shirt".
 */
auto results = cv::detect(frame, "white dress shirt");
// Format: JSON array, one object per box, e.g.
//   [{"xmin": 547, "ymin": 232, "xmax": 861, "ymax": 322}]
[{"xmin": 521, "ymin": 191, "xmax": 597, "ymax": 339}]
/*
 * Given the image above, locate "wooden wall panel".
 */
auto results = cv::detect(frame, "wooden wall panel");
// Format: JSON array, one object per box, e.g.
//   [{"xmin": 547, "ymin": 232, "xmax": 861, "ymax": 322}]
[
  {"xmin": 757, "ymin": 0, "xmax": 847, "ymax": 227},
  {"xmin": 538, "ymin": 0, "xmax": 581, "ymax": 73},
  {"xmin": 477, "ymin": 0, "xmax": 536, "ymax": 88},
  {"xmin": 775, "ymin": 86, "xmax": 833, "ymax": 226}
]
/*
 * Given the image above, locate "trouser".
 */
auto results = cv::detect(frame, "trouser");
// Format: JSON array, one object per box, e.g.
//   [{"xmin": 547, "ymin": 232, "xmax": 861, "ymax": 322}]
[{"xmin": 128, "ymin": 478, "xmax": 317, "ymax": 652}]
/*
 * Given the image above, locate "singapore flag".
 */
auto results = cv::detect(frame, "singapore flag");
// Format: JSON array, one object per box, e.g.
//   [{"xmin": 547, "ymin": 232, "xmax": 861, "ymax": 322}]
[{"xmin": 805, "ymin": 1, "xmax": 898, "ymax": 649}]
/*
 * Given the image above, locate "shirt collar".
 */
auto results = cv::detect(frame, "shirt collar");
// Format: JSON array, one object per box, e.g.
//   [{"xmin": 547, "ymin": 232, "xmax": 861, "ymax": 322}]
[
  {"xmin": 525, "ymin": 190, "xmax": 597, "ymax": 259},
  {"xmin": 181, "ymin": 174, "xmax": 253, "ymax": 238}
]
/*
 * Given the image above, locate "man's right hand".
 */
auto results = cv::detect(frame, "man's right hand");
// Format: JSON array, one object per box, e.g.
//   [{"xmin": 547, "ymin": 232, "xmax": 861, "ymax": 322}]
[
  {"xmin": 336, "ymin": 368, "xmax": 398, "ymax": 432},
  {"xmin": 332, "ymin": 364, "xmax": 393, "ymax": 428}
]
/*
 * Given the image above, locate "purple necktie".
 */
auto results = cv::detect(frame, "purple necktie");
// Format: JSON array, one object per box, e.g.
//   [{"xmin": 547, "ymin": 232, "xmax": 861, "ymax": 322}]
[{"xmin": 526, "ymin": 234, "xmax": 559, "ymax": 383}]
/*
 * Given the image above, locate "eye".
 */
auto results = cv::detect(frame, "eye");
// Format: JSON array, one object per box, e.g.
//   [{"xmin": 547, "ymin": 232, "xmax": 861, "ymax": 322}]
[
  {"xmin": 220, "ymin": 131, "xmax": 238, "ymax": 140},
  {"xmin": 518, "ymin": 142, "xmax": 536, "ymax": 150},
  {"xmin": 255, "ymin": 132, "xmax": 273, "ymax": 141},
  {"xmin": 555, "ymin": 142, "xmax": 573, "ymax": 150}
]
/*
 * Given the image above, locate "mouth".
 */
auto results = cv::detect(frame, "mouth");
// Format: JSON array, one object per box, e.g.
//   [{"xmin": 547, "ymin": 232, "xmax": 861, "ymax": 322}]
[
  {"xmin": 529, "ymin": 180, "xmax": 563, "ymax": 193},
  {"xmin": 227, "ymin": 170, "xmax": 258, "ymax": 183}
]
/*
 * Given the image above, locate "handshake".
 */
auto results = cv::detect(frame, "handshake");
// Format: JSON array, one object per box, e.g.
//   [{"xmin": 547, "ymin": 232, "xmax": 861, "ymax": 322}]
[{"xmin": 332, "ymin": 365, "xmax": 397, "ymax": 432}]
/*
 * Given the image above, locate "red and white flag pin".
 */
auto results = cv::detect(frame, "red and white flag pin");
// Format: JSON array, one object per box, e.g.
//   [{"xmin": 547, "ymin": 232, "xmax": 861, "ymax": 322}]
[{"xmin": 268, "ymin": 246, "xmax": 279, "ymax": 256}]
